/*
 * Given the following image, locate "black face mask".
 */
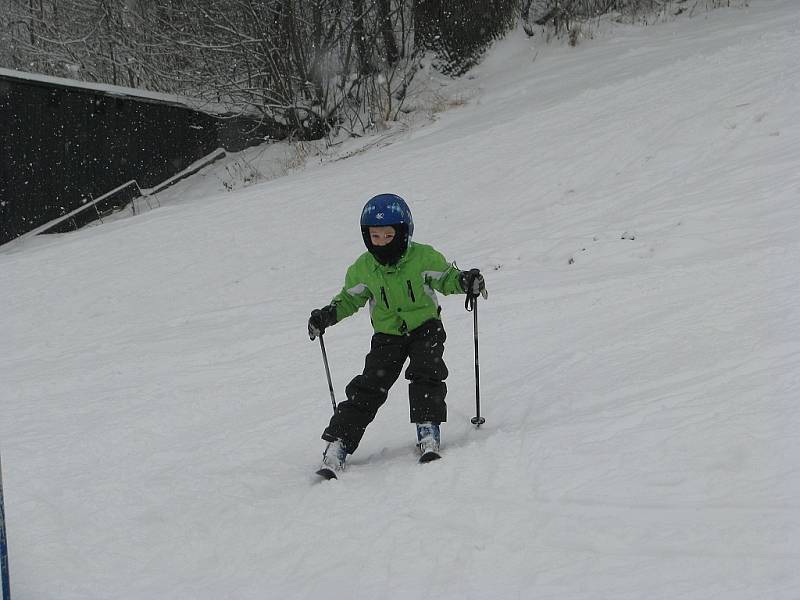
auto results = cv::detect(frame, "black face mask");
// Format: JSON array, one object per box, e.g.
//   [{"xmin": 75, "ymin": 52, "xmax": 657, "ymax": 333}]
[{"xmin": 362, "ymin": 224, "xmax": 409, "ymax": 266}]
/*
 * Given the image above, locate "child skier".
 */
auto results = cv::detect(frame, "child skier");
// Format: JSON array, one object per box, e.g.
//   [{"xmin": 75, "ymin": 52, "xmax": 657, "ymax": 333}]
[{"xmin": 308, "ymin": 193, "xmax": 486, "ymax": 475}]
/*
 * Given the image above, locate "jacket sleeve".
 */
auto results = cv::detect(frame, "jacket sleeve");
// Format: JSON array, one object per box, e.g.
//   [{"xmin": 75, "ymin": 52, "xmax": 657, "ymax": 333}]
[
  {"xmin": 330, "ymin": 262, "xmax": 372, "ymax": 321},
  {"xmin": 423, "ymin": 247, "xmax": 464, "ymax": 296}
]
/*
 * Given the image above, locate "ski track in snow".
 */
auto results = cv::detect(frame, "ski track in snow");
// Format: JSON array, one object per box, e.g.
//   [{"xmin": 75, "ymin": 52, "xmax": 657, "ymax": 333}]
[{"xmin": 2, "ymin": 1, "xmax": 800, "ymax": 598}]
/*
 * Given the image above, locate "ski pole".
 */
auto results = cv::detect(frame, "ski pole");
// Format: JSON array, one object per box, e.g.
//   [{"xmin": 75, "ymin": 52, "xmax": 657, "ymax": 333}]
[
  {"xmin": 318, "ymin": 334, "xmax": 338, "ymax": 413},
  {"xmin": 469, "ymin": 299, "xmax": 485, "ymax": 427},
  {"xmin": 465, "ymin": 270, "xmax": 487, "ymax": 427},
  {"xmin": 1, "ymin": 451, "xmax": 9, "ymax": 600}
]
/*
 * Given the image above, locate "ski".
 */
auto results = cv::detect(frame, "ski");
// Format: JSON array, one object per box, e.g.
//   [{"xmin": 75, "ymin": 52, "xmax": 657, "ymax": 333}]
[
  {"xmin": 419, "ymin": 451, "xmax": 441, "ymax": 463},
  {"xmin": 315, "ymin": 467, "xmax": 338, "ymax": 480},
  {"xmin": 315, "ymin": 449, "xmax": 442, "ymax": 478}
]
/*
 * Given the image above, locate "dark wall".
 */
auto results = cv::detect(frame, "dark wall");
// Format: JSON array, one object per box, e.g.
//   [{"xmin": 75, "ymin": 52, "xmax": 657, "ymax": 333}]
[{"xmin": 0, "ymin": 74, "xmax": 231, "ymax": 245}]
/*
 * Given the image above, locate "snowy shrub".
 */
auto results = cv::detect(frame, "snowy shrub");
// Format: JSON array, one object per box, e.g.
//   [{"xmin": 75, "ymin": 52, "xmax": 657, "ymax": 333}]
[
  {"xmin": 414, "ymin": 0, "xmax": 518, "ymax": 76},
  {"xmin": 520, "ymin": 0, "xmax": 749, "ymax": 41}
]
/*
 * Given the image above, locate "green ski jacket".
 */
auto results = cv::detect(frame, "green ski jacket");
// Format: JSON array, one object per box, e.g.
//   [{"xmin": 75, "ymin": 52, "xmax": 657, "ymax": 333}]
[{"xmin": 331, "ymin": 242, "xmax": 465, "ymax": 335}]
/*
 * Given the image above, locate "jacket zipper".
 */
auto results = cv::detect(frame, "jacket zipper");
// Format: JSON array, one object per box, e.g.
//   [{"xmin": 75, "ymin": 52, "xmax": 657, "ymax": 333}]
[
  {"xmin": 380, "ymin": 286, "xmax": 390, "ymax": 309},
  {"xmin": 406, "ymin": 280, "xmax": 416, "ymax": 302}
]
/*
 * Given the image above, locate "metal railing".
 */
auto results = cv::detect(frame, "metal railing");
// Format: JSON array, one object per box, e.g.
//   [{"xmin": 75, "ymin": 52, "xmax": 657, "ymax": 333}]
[{"xmin": 2, "ymin": 148, "xmax": 226, "ymax": 249}]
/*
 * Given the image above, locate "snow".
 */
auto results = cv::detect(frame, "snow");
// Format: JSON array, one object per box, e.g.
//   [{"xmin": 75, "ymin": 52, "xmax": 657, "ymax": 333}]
[
  {"xmin": 2, "ymin": 1, "xmax": 800, "ymax": 598},
  {"xmin": 0, "ymin": 67, "xmax": 232, "ymax": 114}
]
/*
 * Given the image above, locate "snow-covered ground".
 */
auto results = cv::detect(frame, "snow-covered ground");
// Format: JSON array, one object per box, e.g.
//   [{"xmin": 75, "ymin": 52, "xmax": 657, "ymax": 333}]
[{"xmin": 2, "ymin": 1, "xmax": 800, "ymax": 598}]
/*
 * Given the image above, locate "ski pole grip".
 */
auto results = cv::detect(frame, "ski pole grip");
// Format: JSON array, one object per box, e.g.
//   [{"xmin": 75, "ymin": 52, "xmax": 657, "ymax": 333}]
[
  {"xmin": 309, "ymin": 309, "xmax": 323, "ymax": 340},
  {"xmin": 470, "ymin": 268, "xmax": 489, "ymax": 299},
  {"xmin": 464, "ymin": 269, "xmax": 487, "ymax": 310}
]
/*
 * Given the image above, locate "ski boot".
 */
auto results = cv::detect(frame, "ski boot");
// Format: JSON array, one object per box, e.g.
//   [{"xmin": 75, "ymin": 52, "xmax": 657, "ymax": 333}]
[
  {"xmin": 416, "ymin": 422, "xmax": 441, "ymax": 463},
  {"xmin": 316, "ymin": 439, "xmax": 347, "ymax": 480}
]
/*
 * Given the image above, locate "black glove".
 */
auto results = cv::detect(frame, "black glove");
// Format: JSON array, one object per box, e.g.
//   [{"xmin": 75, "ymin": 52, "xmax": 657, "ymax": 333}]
[
  {"xmin": 308, "ymin": 305, "xmax": 337, "ymax": 340},
  {"xmin": 460, "ymin": 269, "xmax": 487, "ymax": 298}
]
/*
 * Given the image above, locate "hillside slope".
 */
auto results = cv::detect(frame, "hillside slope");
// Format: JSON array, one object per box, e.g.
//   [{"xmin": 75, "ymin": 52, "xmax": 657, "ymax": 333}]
[{"xmin": 1, "ymin": 2, "xmax": 799, "ymax": 598}]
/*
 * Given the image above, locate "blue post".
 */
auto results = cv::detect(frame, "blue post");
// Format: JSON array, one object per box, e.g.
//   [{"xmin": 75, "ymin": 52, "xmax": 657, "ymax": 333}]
[{"xmin": 0, "ymin": 452, "xmax": 9, "ymax": 600}]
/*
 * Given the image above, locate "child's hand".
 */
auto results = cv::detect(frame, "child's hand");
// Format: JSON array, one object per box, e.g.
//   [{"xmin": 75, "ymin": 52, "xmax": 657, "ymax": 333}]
[
  {"xmin": 460, "ymin": 269, "xmax": 487, "ymax": 298},
  {"xmin": 308, "ymin": 305, "xmax": 337, "ymax": 340}
]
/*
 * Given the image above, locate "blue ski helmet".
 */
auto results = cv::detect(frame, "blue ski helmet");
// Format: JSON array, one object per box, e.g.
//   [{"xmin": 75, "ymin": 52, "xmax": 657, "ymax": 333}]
[
  {"xmin": 360, "ymin": 193, "xmax": 414, "ymax": 237},
  {"xmin": 360, "ymin": 194, "xmax": 414, "ymax": 265}
]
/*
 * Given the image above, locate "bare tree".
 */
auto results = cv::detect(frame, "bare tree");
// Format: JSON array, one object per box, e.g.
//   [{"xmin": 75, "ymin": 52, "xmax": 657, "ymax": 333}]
[{"xmin": 9, "ymin": 0, "xmax": 733, "ymax": 139}]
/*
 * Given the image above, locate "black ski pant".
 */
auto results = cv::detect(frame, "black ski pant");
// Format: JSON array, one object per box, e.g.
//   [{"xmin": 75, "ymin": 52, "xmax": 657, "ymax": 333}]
[{"xmin": 322, "ymin": 318, "xmax": 448, "ymax": 453}]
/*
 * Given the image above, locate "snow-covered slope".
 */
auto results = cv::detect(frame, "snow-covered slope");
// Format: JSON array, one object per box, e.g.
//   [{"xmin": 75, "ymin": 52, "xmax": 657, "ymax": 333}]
[{"xmin": 2, "ymin": 2, "xmax": 799, "ymax": 598}]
